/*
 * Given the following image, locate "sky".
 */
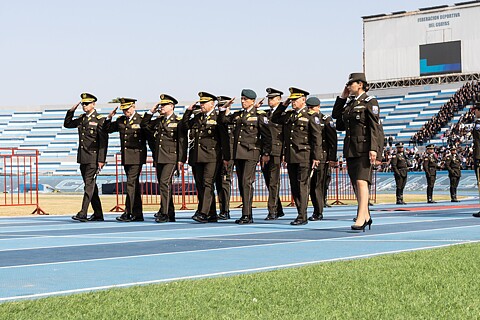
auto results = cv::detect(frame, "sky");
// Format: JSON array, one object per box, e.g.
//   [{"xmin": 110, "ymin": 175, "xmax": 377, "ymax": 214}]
[{"xmin": 0, "ymin": 0, "xmax": 456, "ymax": 107}]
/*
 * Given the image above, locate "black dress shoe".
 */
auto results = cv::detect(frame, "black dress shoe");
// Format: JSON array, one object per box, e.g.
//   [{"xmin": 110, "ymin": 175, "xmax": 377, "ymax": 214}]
[
  {"xmin": 72, "ymin": 213, "xmax": 88, "ymax": 222},
  {"xmin": 451, "ymin": 199, "xmax": 460, "ymax": 202},
  {"xmin": 308, "ymin": 214, "xmax": 323, "ymax": 221},
  {"xmin": 290, "ymin": 219, "xmax": 308, "ymax": 226},
  {"xmin": 155, "ymin": 213, "xmax": 169, "ymax": 223},
  {"xmin": 168, "ymin": 216, "xmax": 176, "ymax": 222},
  {"xmin": 87, "ymin": 215, "xmax": 104, "ymax": 221},
  {"xmin": 192, "ymin": 213, "xmax": 208, "ymax": 223},
  {"xmin": 473, "ymin": 212, "xmax": 480, "ymax": 218},
  {"xmin": 207, "ymin": 215, "xmax": 218, "ymax": 223},
  {"xmin": 427, "ymin": 200, "xmax": 436, "ymax": 204},
  {"xmin": 235, "ymin": 216, "xmax": 253, "ymax": 224},
  {"xmin": 402, "ymin": 201, "xmax": 407, "ymax": 205},
  {"xmin": 277, "ymin": 212, "xmax": 285, "ymax": 218},
  {"xmin": 264, "ymin": 213, "xmax": 278, "ymax": 220},
  {"xmin": 154, "ymin": 212, "xmax": 160, "ymax": 218},
  {"xmin": 130, "ymin": 216, "xmax": 144, "ymax": 222},
  {"xmin": 116, "ymin": 213, "xmax": 131, "ymax": 222},
  {"xmin": 218, "ymin": 212, "xmax": 230, "ymax": 220},
  {"xmin": 396, "ymin": 201, "xmax": 403, "ymax": 205}
]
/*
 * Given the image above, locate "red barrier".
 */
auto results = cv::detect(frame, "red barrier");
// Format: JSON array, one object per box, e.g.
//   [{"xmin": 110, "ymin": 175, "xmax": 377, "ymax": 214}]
[
  {"xmin": 0, "ymin": 148, "xmax": 46, "ymax": 215},
  {"xmin": 110, "ymin": 154, "xmax": 376, "ymax": 211}
]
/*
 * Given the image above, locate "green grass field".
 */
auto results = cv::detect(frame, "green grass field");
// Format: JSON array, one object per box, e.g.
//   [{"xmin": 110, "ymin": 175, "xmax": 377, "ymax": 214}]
[{"xmin": 1, "ymin": 242, "xmax": 479, "ymax": 319}]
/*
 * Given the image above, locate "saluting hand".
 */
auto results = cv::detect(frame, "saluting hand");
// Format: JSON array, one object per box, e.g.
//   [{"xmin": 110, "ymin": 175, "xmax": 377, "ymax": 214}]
[
  {"xmin": 150, "ymin": 103, "xmax": 159, "ymax": 114},
  {"xmin": 340, "ymin": 86, "xmax": 349, "ymax": 99},
  {"xmin": 282, "ymin": 99, "xmax": 291, "ymax": 107},
  {"xmin": 254, "ymin": 98, "xmax": 265, "ymax": 109},
  {"xmin": 70, "ymin": 101, "xmax": 81, "ymax": 112},
  {"xmin": 108, "ymin": 106, "xmax": 118, "ymax": 119},
  {"xmin": 187, "ymin": 101, "xmax": 199, "ymax": 111}
]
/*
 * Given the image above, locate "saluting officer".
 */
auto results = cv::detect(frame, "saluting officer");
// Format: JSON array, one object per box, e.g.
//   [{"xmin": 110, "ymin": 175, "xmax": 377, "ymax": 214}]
[
  {"xmin": 263, "ymin": 88, "xmax": 285, "ymax": 220},
  {"xmin": 271, "ymin": 87, "xmax": 322, "ymax": 225},
  {"xmin": 423, "ymin": 144, "xmax": 438, "ymax": 204},
  {"xmin": 472, "ymin": 102, "xmax": 480, "ymax": 217},
  {"xmin": 105, "ymin": 98, "xmax": 147, "ymax": 222},
  {"xmin": 64, "ymin": 93, "xmax": 108, "ymax": 222},
  {"xmin": 141, "ymin": 94, "xmax": 187, "ymax": 223},
  {"xmin": 444, "ymin": 146, "xmax": 461, "ymax": 202},
  {"xmin": 219, "ymin": 89, "xmax": 272, "ymax": 224},
  {"xmin": 332, "ymin": 73, "xmax": 383, "ymax": 231},
  {"xmin": 183, "ymin": 92, "xmax": 229, "ymax": 223},
  {"xmin": 215, "ymin": 95, "xmax": 235, "ymax": 220},
  {"xmin": 305, "ymin": 97, "xmax": 337, "ymax": 221},
  {"xmin": 391, "ymin": 142, "xmax": 410, "ymax": 205}
]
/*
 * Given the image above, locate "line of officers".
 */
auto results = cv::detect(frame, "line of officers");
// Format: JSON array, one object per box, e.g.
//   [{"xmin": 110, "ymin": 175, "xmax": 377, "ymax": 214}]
[
  {"xmin": 392, "ymin": 98, "xmax": 480, "ymax": 216},
  {"xmin": 391, "ymin": 142, "xmax": 462, "ymax": 204},
  {"xmin": 65, "ymin": 87, "xmax": 337, "ymax": 225}
]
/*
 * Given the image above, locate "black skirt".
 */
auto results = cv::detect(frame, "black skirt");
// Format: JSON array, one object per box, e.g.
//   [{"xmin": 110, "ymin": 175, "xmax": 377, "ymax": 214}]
[{"xmin": 347, "ymin": 156, "xmax": 373, "ymax": 185}]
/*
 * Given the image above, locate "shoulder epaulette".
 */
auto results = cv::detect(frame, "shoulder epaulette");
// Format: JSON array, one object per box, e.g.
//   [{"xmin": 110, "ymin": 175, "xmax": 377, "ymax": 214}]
[
  {"xmin": 257, "ymin": 110, "xmax": 266, "ymax": 114},
  {"xmin": 96, "ymin": 115, "xmax": 103, "ymax": 119},
  {"xmin": 307, "ymin": 110, "xmax": 316, "ymax": 115},
  {"xmin": 365, "ymin": 96, "xmax": 375, "ymax": 102},
  {"xmin": 322, "ymin": 114, "xmax": 328, "ymax": 120}
]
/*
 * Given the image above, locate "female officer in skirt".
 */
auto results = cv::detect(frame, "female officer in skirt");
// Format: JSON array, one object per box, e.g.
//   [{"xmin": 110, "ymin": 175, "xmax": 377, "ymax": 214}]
[{"xmin": 332, "ymin": 73, "xmax": 384, "ymax": 231}]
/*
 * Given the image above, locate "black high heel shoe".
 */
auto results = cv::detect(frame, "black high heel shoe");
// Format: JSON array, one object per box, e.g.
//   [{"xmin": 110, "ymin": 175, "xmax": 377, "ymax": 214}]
[{"xmin": 351, "ymin": 218, "xmax": 373, "ymax": 232}]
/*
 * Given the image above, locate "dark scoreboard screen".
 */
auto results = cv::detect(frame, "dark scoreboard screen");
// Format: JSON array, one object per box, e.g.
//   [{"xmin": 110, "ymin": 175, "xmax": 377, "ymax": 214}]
[{"xmin": 419, "ymin": 40, "xmax": 462, "ymax": 76}]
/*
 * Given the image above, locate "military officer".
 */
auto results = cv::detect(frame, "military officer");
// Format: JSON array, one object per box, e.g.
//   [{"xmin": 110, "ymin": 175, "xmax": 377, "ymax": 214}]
[
  {"xmin": 219, "ymin": 89, "xmax": 272, "ymax": 224},
  {"xmin": 472, "ymin": 101, "xmax": 480, "ymax": 217},
  {"xmin": 263, "ymin": 88, "xmax": 285, "ymax": 220},
  {"xmin": 141, "ymin": 94, "xmax": 187, "ymax": 223},
  {"xmin": 444, "ymin": 146, "xmax": 462, "ymax": 202},
  {"xmin": 271, "ymin": 87, "xmax": 322, "ymax": 225},
  {"xmin": 305, "ymin": 97, "xmax": 337, "ymax": 221},
  {"xmin": 64, "ymin": 93, "xmax": 108, "ymax": 222},
  {"xmin": 423, "ymin": 144, "xmax": 438, "ymax": 204},
  {"xmin": 390, "ymin": 142, "xmax": 410, "ymax": 205},
  {"xmin": 105, "ymin": 98, "xmax": 147, "ymax": 222},
  {"xmin": 215, "ymin": 95, "xmax": 235, "ymax": 220},
  {"xmin": 183, "ymin": 92, "xmax": 229, "ymax": 223},
  {"xmin": 332, "ymin": 73, "xmax": 383, "ymax": 231}
]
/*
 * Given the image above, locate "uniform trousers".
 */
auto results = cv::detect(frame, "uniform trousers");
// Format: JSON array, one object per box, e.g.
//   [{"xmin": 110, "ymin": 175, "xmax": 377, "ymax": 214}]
[
  {"xmin": 193, "ymin": 162, "xmax": 219, "ymax": 215},
  {"xmin": 79, "ymin": 163, "xmax": 103, "ymax": 216},
  {"xmin": 215, "ymin": 160, "xmax": 234, "ymax": 214},
  {"xmin": 261, "ymin": 156, "xmax": 283, "ymax": 216},
  {"xmin": 425, "ymin": 174, "xmax": 436, "ymax": 200},
  {"xmin": 235, "ymin": 159, "xmax": 258, "ymax": 217},
  {"xmin": 124, "ymin": 164, "xmax": 143, "ymax": 218},
  {"xmin": 156, "ymin": 163, "xmax": 176, "ymax": 217},
  {"xmin": 310, "ymin": 162, "xmax": 327, "ymax": 216},
  {"xmin": 287, "ymin": 162, "xmax": 311, "ymax": 220}
]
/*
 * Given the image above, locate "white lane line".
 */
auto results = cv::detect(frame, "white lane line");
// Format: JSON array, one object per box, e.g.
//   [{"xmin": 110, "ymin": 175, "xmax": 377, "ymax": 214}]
[
  {"xmin": 0, "ymin": 216, "xmax": 477, "ymax": 251},
  {"xmin": 0, "ymin": 240, "xmax": 478, "ymax": 302},
  {"xmin": 0, "ymin": 224, "xmax": 479, "ymax": 270},
  {"xmin": 0, "ymin": 225, "xmax": 242, "ymax": 242},
  {"xmin": 0, "ymin": 228, "xmax": 306, "ymax": 253}
]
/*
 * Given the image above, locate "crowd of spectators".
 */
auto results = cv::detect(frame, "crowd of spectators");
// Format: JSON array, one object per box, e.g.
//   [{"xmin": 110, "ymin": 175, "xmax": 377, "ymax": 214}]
[{"xmin": 410, "ymin": 81, "xmax": 479, "ymax": 146}]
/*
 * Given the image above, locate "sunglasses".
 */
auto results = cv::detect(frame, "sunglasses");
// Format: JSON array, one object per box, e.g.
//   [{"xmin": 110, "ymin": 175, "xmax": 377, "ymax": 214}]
[{"xmin": 81, "ymin": 102, "xmax": 92, "ymax": 106}]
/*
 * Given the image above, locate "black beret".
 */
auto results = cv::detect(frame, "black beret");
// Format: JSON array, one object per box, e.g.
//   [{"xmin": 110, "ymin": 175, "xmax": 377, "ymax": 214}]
[
  {"xmin": 306, "ymin": 97, "xmax": 320, "ymax": 107},
  {"xmin": 241, "ymin": 89, "xmax": 257, "ymax": 99}
]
